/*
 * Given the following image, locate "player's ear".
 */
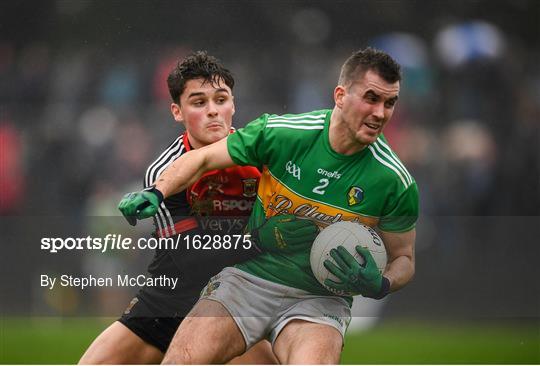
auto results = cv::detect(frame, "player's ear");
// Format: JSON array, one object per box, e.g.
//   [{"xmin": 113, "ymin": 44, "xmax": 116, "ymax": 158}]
[
  {"xmin": 334, "ymin": 85, "xmax": 345, "ymax": 108},
  {"xmin": 231, "ymin": 96, "xmax": 235, "ymax": 116},
  {"xmin": 171, "ymin": 103, "xmax": 183, "ymax": 122}
]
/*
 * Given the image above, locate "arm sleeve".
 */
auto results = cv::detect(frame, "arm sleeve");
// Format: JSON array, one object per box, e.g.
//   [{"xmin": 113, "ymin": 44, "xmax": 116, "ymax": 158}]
[
  {"xmin": 379, "ymin": 182, "xmax": 419, "ymax": 232},
  {"xmin": 227, "ymin": 115, "xmax": 269, "ymax": 167}
]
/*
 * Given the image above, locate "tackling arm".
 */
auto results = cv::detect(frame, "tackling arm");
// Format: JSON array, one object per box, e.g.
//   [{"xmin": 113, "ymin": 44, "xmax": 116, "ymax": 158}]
[
  {"xmin": 379, "ymin": 228, "xmax": 416, "ymax": 292},
  {"xmin": 155, "ymin": 137, "xmax": 235, "ymax": 198},
  {"xmin": 118, "ymin": 137, "xmax": 235, "ymax": 224}
]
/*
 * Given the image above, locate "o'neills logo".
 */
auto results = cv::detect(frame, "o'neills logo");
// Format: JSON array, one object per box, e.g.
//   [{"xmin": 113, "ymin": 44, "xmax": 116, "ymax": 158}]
[
  {"xmin": 267, "ymin": 195, "xmax": 356, "ymax": 225},
  {"xmin": 317, "ymin": 168, "xmax": 342, "ymax": 179}
]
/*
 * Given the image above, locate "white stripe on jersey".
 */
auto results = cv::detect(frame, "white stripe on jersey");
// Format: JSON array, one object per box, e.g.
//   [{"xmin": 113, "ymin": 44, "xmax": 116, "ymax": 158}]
[
  {"xmin": 266, "ymin": 124, "xmax": 324, "ymax": 130},
  {"xmin": 160, "ymin": 202, "xmax": 174, "ymax": 237},
  {"xmin": 144, "ymin": 136, "xmax": 184, "ymax": 188},
  {"xmin": 376, "ymin": 138, "xmax": 413, "ymax": 184},
  {"xmin": 368, "ymin": 145, "xmax": 410, "ymax": 188},
  {"xmin": 155, "ymin": 143, "xmax": 185, "ymax": 234},
  {"xmin": 144, "ymin": 136, "xmax": 186, "ymax": 235},
  {"xmin": 269, "ymin": 113, "xmax": 327, "ymax": 120},
  {"xmin": 267, "ymin": 119, "xmax": 325, "ymax": 124},
  {"xmin": 266, "ymin": 113, "xmax": 326, "ymax": 130},
  {"xmin": 372, "ymin": 140, "xmax": 412, "ymax": 186}
]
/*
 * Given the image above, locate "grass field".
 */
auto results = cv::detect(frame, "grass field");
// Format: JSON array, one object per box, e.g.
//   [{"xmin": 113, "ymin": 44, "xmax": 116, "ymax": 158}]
[{"xmin": 1, "ymin": 317, "xmax": 538, "ymax": 364}]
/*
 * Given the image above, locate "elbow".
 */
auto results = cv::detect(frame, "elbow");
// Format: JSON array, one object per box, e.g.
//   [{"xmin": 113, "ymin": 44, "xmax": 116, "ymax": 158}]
[{"xmin": 196, "ymin": 146, "xmax": 213, "ymax": 172}]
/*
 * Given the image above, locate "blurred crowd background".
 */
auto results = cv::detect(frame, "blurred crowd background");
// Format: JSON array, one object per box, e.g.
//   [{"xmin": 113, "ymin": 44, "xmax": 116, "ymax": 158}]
[{"xmin": 1, "ymin": 0, "xmax": 538, "ymax": 321}]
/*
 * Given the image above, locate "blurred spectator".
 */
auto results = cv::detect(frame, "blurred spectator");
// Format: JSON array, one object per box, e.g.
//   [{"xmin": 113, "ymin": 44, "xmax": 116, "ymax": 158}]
[{"xmin": 0, "ymin": 121, "xmax": 25, "ymax": 214}]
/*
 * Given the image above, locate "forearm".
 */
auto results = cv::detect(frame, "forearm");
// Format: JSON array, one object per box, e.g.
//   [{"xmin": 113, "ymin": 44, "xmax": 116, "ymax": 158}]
[
  {"xmin": 380, "ymin": 228, "xmax": 416, "ymax": 292},
  {"xmin": 155, "ymin": 138, "xmax": 234, "ymax": 198},
  {"xmin": 383, "ymin": 254, "xmax": 415, "ymax": 292},
  {"xmin": 155, "ymin": 149, "xmax": 208, "ymax": 198}
]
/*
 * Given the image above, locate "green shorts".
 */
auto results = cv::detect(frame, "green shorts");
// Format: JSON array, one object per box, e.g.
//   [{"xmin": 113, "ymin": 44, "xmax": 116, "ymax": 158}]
[{"xmin": 199, "ymin": 267, "xmax": 351, "ymax": 348}]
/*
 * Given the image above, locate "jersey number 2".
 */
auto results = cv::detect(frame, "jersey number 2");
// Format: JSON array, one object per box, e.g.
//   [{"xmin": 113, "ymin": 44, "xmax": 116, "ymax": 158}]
[{"xmin": 312, "ymin": 178, "xmax": 329, "ymax": 195}]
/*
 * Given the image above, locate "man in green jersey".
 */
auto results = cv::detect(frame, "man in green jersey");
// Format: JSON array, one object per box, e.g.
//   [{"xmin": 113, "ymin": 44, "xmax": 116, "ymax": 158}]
[{"xmin": 119, "ymin": 48, "xmax": 418, "ymax": 364}]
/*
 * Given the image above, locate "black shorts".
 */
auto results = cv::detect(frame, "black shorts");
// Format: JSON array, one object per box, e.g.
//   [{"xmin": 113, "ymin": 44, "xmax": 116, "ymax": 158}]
[
  {"xmin": 118, "ymin": 283, "xmax": 200, "ymax": 353},
  {"xmin": 118, "ymin": 251, "xmax": 205, "ymax": 353},
  {"xmin": 117, "ymin": 235, "xmax": 257, "ymax": 353}
]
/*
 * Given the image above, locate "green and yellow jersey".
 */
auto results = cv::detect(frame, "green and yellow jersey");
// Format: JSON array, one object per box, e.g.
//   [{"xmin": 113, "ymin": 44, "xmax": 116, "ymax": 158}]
[{"xmin": 227, "ymin": 109, "xmax": 419, "ymax": 296}]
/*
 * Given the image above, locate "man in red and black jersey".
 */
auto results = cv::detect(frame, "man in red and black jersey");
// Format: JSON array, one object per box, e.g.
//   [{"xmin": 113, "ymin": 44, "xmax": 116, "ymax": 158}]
[{"xmin": 79, "ymin": 52, "xmax": 317, "ymax": 364}]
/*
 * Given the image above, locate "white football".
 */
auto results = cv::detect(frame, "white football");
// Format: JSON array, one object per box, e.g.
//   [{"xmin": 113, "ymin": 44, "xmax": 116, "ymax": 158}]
[{"xmin": 310, "ymin": 221, "xmax": 387, "ymax": 296}]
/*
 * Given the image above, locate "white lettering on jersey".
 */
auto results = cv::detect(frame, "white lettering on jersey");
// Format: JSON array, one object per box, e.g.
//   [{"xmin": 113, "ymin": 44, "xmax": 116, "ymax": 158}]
[
  {"xmin": 267, "ymin": 195, "xmax": 293, "ymax": 215},
  {"xmin": 213, "ymin": 200, "xmax": 254, "ymax": 211},
  {"xmin": 312, "ymin": 178, "xmax": 329, "ymax": 195},
  {"xmin": 286, "ymin": 161, "xmax": 301, "ymax": 180},
  {"xmin": 317, "ymin": 168, "xmax": 342, "ymax": 179},
  {"xmin": 199, "ymin": 218, "xmax": 246, "ymax": 233}
]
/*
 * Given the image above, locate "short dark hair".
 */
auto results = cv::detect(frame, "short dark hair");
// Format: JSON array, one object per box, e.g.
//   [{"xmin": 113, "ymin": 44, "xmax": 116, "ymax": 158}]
[
  {"xmin": 167, "ymin": 51, "xmax": 235, "ymax": 104},
  {"xmin": 338, "ymin": 47, "xmax": 401, "ymax": 86}
]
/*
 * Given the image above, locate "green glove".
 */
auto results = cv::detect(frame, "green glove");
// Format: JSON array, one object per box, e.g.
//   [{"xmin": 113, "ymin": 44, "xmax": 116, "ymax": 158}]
[
  {"xmin": 251, "ymin": 214, "xmax": 319, "ymax": 253},
  {"xmin": 323, "ymin": 246, "xmax": 390, "ymax": 299},
  {"xmin": 118, "ymin": 188, "xmax": 163, "ymax": 226}
]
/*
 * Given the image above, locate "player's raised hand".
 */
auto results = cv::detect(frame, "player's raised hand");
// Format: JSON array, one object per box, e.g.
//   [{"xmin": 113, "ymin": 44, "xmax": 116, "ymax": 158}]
[
  {"xmin": 251, "ymin": 214, "xmax": 319, "ymax": 253},
  {"xmin": 323, "ymin": 246, "xmax": 390, "ymax": 299},
  {"xmin": 118, "ymin": 188, "xmax": 164, "ymax": 226}
]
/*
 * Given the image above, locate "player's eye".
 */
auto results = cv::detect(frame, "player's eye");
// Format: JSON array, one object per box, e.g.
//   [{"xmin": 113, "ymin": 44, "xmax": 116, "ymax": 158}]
[
  {"xmin": 216, "ymin": 97, "xmax": 226, "ymax": 104},
  {"xmin": 192, "ymin": 100, "xmax": 205, "ymax": 106},
  {"xmin": 364, "ymin": 92, "xmax": 379, "ymax": 103},
  {"xmin": 385, "ymin": 100, "xmax": 396, "ymax": 108}
]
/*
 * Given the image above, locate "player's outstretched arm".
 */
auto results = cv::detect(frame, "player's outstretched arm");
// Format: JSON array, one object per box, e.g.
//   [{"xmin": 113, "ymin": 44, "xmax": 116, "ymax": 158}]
[
  {"xmin": 155, "ymin": 137, "xmax": 234, "ymax": 197},
  {"xmin": 118, "ymin": 137, "xmax": 234, "ymax": 225}
]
